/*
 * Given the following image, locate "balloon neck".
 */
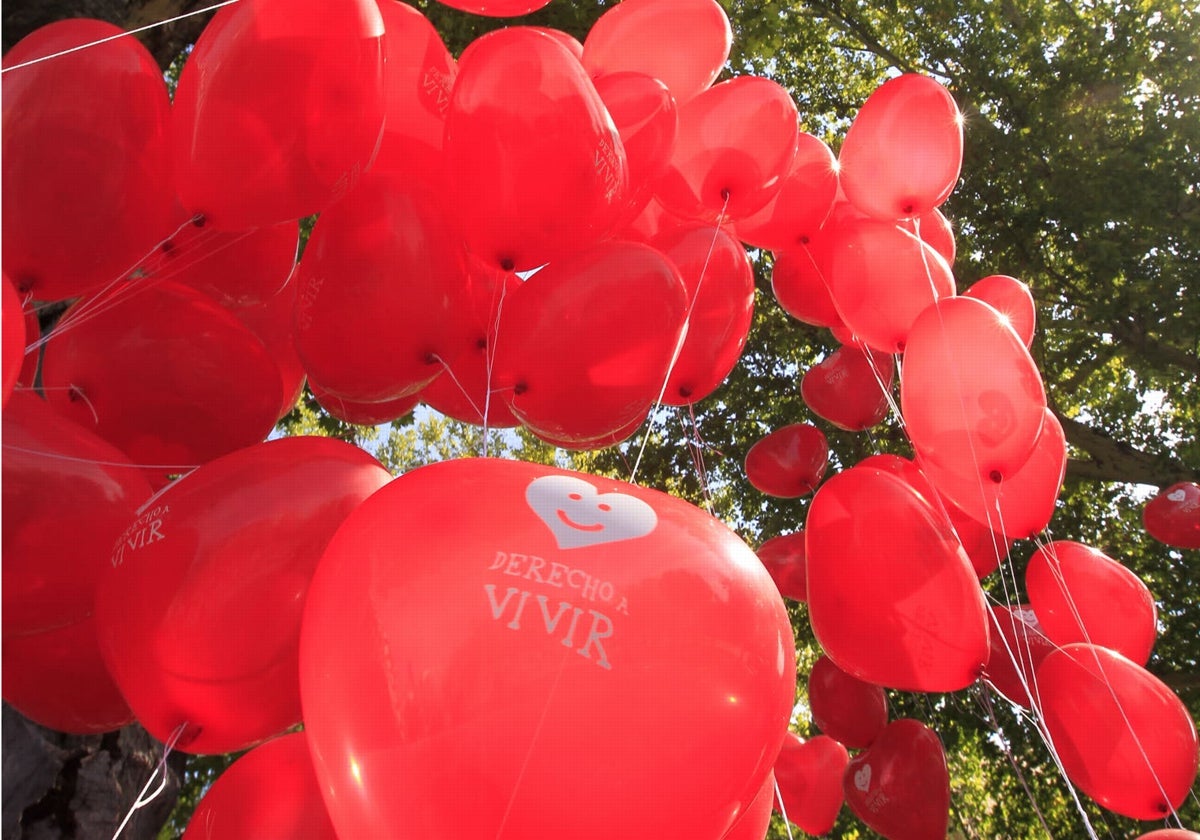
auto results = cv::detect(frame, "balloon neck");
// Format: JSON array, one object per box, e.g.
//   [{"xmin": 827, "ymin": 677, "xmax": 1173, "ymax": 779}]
[{"xmin": 988, "ymin": 470, "xmax": 1003, "ymax": 484}]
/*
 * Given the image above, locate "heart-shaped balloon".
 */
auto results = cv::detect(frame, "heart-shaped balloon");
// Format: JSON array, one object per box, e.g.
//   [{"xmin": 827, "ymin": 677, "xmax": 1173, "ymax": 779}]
[
  {"xmin": 801, "ymin": 344, "xmax": 894, "ymax": 432},
  {"xmin": 963, "ymin": 274, "xmax": 1036, "ymax": 348},
  {"xmin": 300, "ymin": 458, "xmax": 795, "ymax": 840},
  {"xmin": 773, "ymin": 732, "xmax": 848, "ymax": 836},
  {"xmin": 982, "ymin": 603, "xmax": 1056, "ymax": 709},
  {"xmin": 755, "ymin": 531, "xmax": 808, "ymax": 602},
  {"xmin": 744, "ymin": 423, "xmax": 829, "ymax": 498},
  {"xmin": 1143, "ymin": 481, "xmax": 1200, "ymax": 549},
  {"xmin": 806, "ymin": 464, "xmax": 989, "ymax": 692},
  {"xmin": 808, "ymin": 655, "xmax": 889, "ymax": 749},
  {"xmin": 1037, "ymin": 644, "xmax": 1198, "ymax": 820},
  {"xmin": 842, "ymin": 718, "xmax": 950, "ymax": 840}
]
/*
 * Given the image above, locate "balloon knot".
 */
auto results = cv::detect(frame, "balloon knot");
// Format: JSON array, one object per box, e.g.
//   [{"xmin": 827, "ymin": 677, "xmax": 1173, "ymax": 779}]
[
  {"xmin": 191, "ymin": 213, "xmax": 207, "ymax": 228},
  {"xmin": 499, "ymin": 257, "xmax": 515, "ymax": 272},
  {"xmin": 988, "ymin": 470, "xmax": 1003, "ymax": 484}
]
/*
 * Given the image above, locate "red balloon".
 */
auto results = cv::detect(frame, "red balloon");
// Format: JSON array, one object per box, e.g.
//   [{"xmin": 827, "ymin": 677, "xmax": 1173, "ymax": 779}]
[
  {"xmin": 582, "ymin": 0, "xmax": 732, "ymax": 104},
  {"xmin": 300, "ymin": 458, "xmax": 796, "ymax": 839},
  {"xmin": 232, "ymin": 279, "xmax": 307, "ymax": 422},
  {"xmin": 745, "ymin": 424, "xmax": 829, "ymax": 498},
  {"xmin": 171, "ymin": 0, "xmax": 386, "ymax": 230},
  {"xmin": 843, "ymin": 719, "xmax": 950, "ymax": 840},
  {"xmin": 770, "ymin": 244, "xmax": 843, "ymax": 329},
  {"xmin": 774, "ymin": 732, "xmax": 849, "ymax": 836},
  {"xmin": 806, "ymin": 465, "xmax": 989, "ymax": 692},
  {"xmin": 919, "ymin": 407, "xmax": 1065, "ymax": 542},
  {"xmin": 371, "ymin": 0, "xmax": 456, "ymax": 186},
  {"xmin": 838, "ymin": 74, "xmax": 963, "ymax": 221},
  {"xmin": 141, "ymin": 216, "xmax": 299, "ymax": 310},
  {"xmin": 95, "ymin": 437, "xmax": 392, "ymax": 754},
  {"xmin": 652, "ymin": 224, "xmax": 755, "ymax": 405},
  {"xmin": 827, "ymin": 215, "xmax": 956, "ymax": 354},
  {"xmin": 721, "ymin": 770, "xmax": 776, "ymax": 840},
  {"xmin": 311, "ymin": 381, "xmax": 420, "ymax": 427},
  {"xmin": 901, "ymin": 296, "xmax": 1048, "ymax": 484},
  {"xmin": 1037, "ymin": 644, "xmax": 1198, "ymax": 820},
  {"xmin": 983, "ymin": 603, "xmax": 1055, "ymax": 709},
  {"xmin": 620, "ymin": 195, "xmax": 689, "ymax": 243},
  {"xmin": 1026, "ymin": 540, "xmax": 1157, "ymax": 665},
  {"xmin": 433, "ymin": 0, "xmax": 551, "ymax": 17},
  {"xmin": 801, "ymin": 344, "xmax": 894, "ymax": 431},
  {"xmin": 755, "ymin": 532, "xmax": 808, "ymax": 602},
  {"xmin": 1138, "ymin": 831, "xmax": 1200, "ymax": 839},
  {"xmin": 293, "ymin": 176, "xmax": 472, "ymax": 403},
  {"xmin": 444, "ymin": 28, "xmax": 627, "ymax": 271},
  {"xmin": 964, "ymin": 274, "xmax": 1036, "ymax": 348},
  {"xmin": 736, "ymin": 133, "xmax": 841, "ymax": 251},
  {"xmin": 594, "ymin": 72, "xmax": 680, "ymax": 225},
  {"xmin": 3, "ymin": 19, "xmax": 174, "ymax": 301},
  {"xmin": 656, "ymin": 76, "xmax": 799, "ymax": 222},
  {"xmin": 903, "ymin": 208, "xmax": 956, "ymax": 266},
  {"xmin": 808, "ymin": 655, "xmax": 889, "ymax": 749},
  {"xmin": 40, "ymin": 281, "xmax": 283, "ymax": 487},
  {"xmin": 183, "ymin": 732, "xmax": 337, "ymax": 840},
  {"xmin": 3, "ymin": 272, "xmax": 25, "ymax": 407},
  {"xmin": 527, "ymin": 410, "xmax": 650, "ymax": 452},
  {"xmin": 3, "ymin": 617, "xmax": 133, "ymax": 735},
  {"xmin": 490, "ymin": 240, "xmax": 687, "ymax": 445},
  {"xmin": 1144, "ymin": 482, "xmax": 1200, "ymax": 549}
]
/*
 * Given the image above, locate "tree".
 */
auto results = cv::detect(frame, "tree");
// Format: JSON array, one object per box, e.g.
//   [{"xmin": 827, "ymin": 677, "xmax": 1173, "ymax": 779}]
[{"xmin": 2, "ymin": 0, "xmax": 1197, "ymax": 837}]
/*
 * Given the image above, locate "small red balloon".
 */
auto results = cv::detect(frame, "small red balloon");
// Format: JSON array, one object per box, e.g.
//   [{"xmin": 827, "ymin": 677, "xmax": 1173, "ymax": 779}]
[
  {"xmin": 594, "ymin": 72, "xmax": 680, "ymax": 226},
  {"xmin": 1144, "ymin": 482, "xmax": 1200, "ymax": 549},
  {"xmin": 232, "ymin": 279, "xmax": 307, "ymax": 422},
  {"xmin": 983, "ymin": 603, "xmax": 1056, "ymax": 709},
  {"xmin": 839, "ymin": 74, "xmax": 963, "ymax": 222},
  {"xmin": 1026, "ymin": 540, "xmax": 1157, "ymax": 666},
  {"xmin": 964, "ymin": 274, "xmax": 1036, "ymax": 348},
  {"xmin": 770, "ymin": 244, "xmax": 843, "ymax": 329},
  {"xmin": 904, "ymin": 208, "xmax": 956, "ymax": 266},
  {"xmin": 582, "ymin": 0, "xmax": 732, "ymax": 104},
  {"xmin": 95, "ymin": 437, "xmax": 392, "ymax": 754},
  {"xmin": 774, "ymin": 732, "xmax": 849, "ymax": 836},
  {"xmin": 806, "ymin": 465, "xmax": 989, "ymax": 692},
  {"xmin": 745, "ymin": 424, "xmax": 829, "ymax": 498},
  {"xmin": 1037, "ymin": 644, "xmax": 1198, "ymax": 821},
  {"xmin": 843, "ymin": 719, "xmax": 951, "ymax": 840},
  {"xmin": 801, "ymin": 344, "xmax": 894, "ymax": 431},
  {"xmin": 182, "ymin": 732, "xmax": 337, "ymax": 840},
  {"xmin": 755, "ymin": 532, "xmax": 808, "ymax": 602},
  {"xmin": 311, "ymin": 381, "xmax": 420, "ymax": 427},
  {"xmin": 171, "ymin": 0, "xmax": 386, "ymax": 230},
  {"xmin": 808, "ymin": 655, "xmax": 889, "ymax": 749},
  {"xmin": 736, "ymin": 133, "xmax": 840, "ymax": 251}
]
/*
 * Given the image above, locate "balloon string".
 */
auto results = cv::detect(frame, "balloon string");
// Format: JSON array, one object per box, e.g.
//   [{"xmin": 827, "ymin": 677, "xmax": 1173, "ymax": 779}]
[
  {"xmin": 678, "ymin": 402, "xmax": 717, "ymax": 512},
  {"xmin": 772, "ymin": 773, "xmax": 796, "ymax": 840},
  {"xmin": 481, "ymin": 274, "xmax": 514, "ymax": 459},
  {"xmin": 977, "ymin": 686, "xmax": 1057, "ymax": 839},
  {"xmin": 110, "ymin": 722, "xmax": 187, "ymax": 840},
  {"xmin": 2, "ymin": 0, "xmax": 242, "ymax": 74},
  {"xmin": 1, "ymin": 442, "xmax": 201, "ymax": 472},
  {"xmin": 629, "ymin": 193, "xmax": 731, "ymax": 485}
]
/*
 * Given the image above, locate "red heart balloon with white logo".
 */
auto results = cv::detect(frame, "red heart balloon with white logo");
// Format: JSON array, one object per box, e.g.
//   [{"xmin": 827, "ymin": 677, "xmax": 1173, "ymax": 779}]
[
  {"xmin": 842, "ymin": 718, "xmax": 950, "ymax": 840},
  {"xmin": 300, "ymin": 458, "xmax": 796, "ymax": 840},
  {"xmin": 1143, "ymin": 481, "xmax": 1200, "ymax": 549}
]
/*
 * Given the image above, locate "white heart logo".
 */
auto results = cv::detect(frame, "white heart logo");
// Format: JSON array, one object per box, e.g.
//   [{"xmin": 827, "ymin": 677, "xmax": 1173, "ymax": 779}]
[
  {"xmin": 526, "ymin": 475, "xmax": 657, "ymax": 550},
  {"xmin": 1015, "ymin": 607, "xmax": 1039, "ymax": 627},
  {"xmin": 1168, "ymin": 489, "xmax": 1187, "ymax": 503},
  {"xmin": 853, "ymin": 763, "xmax": 872, "ymax": 792}
]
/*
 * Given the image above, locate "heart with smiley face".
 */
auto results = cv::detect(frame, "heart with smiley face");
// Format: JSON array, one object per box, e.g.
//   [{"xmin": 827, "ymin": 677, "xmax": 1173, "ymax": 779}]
[{"xmin": 525, "ymin": 474, "xmax": 657, "ymax": 550}]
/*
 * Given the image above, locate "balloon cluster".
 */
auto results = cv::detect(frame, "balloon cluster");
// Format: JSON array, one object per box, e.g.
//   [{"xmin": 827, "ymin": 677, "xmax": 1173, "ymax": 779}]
[{"xmin": 2, "ymin": 0, "xmax": 1198, "ymax": 837}]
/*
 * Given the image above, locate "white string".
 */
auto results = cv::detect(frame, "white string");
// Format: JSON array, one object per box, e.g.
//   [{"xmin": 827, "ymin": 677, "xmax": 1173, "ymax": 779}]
[
  {"xmin": 2, "ymin": 443, "xmax": 202, "ymax": 472},
  {"xmin": 111, "ymin": 722, "xmax": 188, "ymax": 839},
  {"xmin": 2, "ymin": 0, "xmax": 242, "ymax": 74},
  {"xmin": 772, "ymin": 773, "xmax": 796, "ymax": 840}
]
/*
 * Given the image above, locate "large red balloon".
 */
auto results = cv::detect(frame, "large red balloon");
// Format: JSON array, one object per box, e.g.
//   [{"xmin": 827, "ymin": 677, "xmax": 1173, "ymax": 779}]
[
  {"xmin": 582, "ymin": 0, "xmax": 732, "ymax": 104},
  {"xmin": 490, "ymin": 240, "xmax": 688, "ymax": 445},
  {"xmin": 444, "ymin": 28, "xmax": 627, "ymax": 271},
  {"xmin": 171, "ymin": 0, "xmax": 386, "ymax": 231},
  {"xmin": 300, "ymin": 458, "xmax": 795, "ymax": 840},
  {"xmin": 95, "ymin": 437, "xmax": 392, "ymax": 754},
  {"xmin": 735, "ymin": 133, "xmax": 840, "ymax": 251},
  {"xmin": 806, "ymin": 465, "xmax": 989, "ymax": 692},
  {"xmin": 773, "ymin": 732, "xmax": 849, "ymax": 836},
  {"xmin": 1026, "ymin": 540, "xmax": 1157, "ymax": 666},
  {"xmin": 838, "ymin": 74, "xmax": 963, "ymax": 222},
  {"xmin": 901, "ymin": 295, "xmax": 1048, "ymax": 484},
  {"xmin": 964, "ymin": 274, "xmax": 1036, "ymax": 348},
  {"xmin": 40, "ymin": 281, "xmax": 283, "ymax": 487},
  {"xmin": 652, "ymin": 224, "xmax": 755, "ymax": 405},
  {"xmin": 826, "ymin": 215, "xmax": 956, "ymax": 354},
  {"xmin": 808, "ymin": 655, "xmax": 889, "ymax": 749},
  {"xmin": 182, "ymin": 732, "xmax": 337, "ymax": 840},
  {"xmin": 843, "ymin": 719, "xmax": 950, "ymax": 840},
  {"xmin": 3, "ymin": 19, "xmax": 174, "ymax": 301},
  {"xmin": 801, "ymin": 344, "xmax": 894, "ymax": 431},
  {"xmin": 293, "ymin": 175, "xmax": 472, "ymax": 403},
  {"xmin": 755, "ymin": 532, "xmax": 808, "ymax": 602},
  {"xmin": 656, "ymin": 76, "xmax": 799, "ymax": 222},
  {"xmin": 744, "ymin": 424, "xmax": 829, "ymax": 498},
  {"xmin": 983, "ymin": 603, "xmax": 1056, "ymax": 709},
  {"xmin": 371, "ymin": 0, "xmax": 456, "ymax": 185},
  {"xmin": 919, "ymin": 407, "xmax": 1066, "ymax": 541},
  {"xmin": 1037, "ymin": 644, "xmax": 1198, "ymax": 820},
  {"xmin": 1144, "ymin": 482, "xmax": 1200, "ymax": 549}
]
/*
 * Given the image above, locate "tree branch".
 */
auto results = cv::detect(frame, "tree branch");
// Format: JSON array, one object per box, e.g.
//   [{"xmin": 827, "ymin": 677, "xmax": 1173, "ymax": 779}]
[{"xmin": 1057, "ymin": 409, "xmax": 1200, "ymax": 488}]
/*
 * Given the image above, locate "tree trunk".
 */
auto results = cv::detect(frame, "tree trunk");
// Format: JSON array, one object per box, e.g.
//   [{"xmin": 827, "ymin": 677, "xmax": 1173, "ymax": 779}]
[{"xmin": 3, "ymin": 704, "xmax": 186, "ymax": 840}]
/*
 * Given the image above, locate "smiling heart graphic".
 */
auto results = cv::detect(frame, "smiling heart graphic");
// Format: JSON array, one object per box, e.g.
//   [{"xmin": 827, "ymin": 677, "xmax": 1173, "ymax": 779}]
[
  {"xmin": 853, "ymin": 764, "xmax": 872, "ymax": 792},
  {"xmin": 526, "ymin": 474, "xmax": 657, "ymax": 549},
  {"xmin": 1168, "ymin": 489, "xmax": 1187, "ymax": 503}
]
